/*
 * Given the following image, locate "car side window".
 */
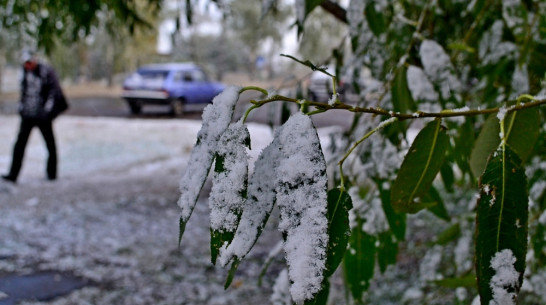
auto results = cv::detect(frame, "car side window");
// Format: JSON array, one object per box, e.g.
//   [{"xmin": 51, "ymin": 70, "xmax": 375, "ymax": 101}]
[
  {"xmin": 192, "ymin": 70, "xmax": 206, "ymax": 82},
  {"xmin": 173, "ymin": 71, "xmax": 184, "ymax": 82},
  {"xmin": 183, "ymin": 72, "xmax": 193, "ymax": 82}
]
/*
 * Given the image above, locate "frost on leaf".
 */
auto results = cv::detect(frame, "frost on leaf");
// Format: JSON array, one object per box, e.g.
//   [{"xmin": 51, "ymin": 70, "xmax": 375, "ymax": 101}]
[
  {"xmin": 177, "ymin": 86, "xmax": 240, "ymax": 230},
  {"xmin": 219, "ymin": 128, "xmax": 282, "ymax": 267},
  {"xmin": 489, "ymin": 249, "xmax": 519, "ymax": 305},
  {"xmin": 275, "ymin": 113, "xmax": 329, "ymax": 304}
]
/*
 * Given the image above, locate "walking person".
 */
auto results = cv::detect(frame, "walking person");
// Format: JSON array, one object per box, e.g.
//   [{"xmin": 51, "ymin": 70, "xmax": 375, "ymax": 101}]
[{"xmin": 2, "ymin": 51, "xmax": 68, "ymax": 184}]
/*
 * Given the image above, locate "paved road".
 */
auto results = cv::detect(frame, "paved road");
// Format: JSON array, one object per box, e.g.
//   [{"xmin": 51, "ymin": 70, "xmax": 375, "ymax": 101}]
[{"xmin": 1, "ymin": 91, "xmax": 354, "ymax": 130}]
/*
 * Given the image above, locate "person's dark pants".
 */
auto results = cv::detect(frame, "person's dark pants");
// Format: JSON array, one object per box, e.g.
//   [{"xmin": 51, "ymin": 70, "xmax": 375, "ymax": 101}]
[{"xmin": 5, "ymin": 117, "xmax": 57, "ymax": 182}]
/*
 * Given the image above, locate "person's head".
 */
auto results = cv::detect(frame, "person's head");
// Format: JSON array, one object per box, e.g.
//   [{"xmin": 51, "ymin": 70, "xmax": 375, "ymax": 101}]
[{"xmin": 21, "ymin": 50, "xmax": 38, "ymax": 71}]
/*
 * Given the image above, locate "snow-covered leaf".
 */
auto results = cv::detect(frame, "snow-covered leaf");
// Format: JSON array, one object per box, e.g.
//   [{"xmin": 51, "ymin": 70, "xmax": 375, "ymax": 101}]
[
  {"xmin": 218, "ymin": 129, "xmax": 282, "ymax": 267},
  {"xmin": 209, "ymin": 122, "xmax": 250, "ymax": 264},
  {"xmin": 475, "ymin": 145, "xmax": 528, "ymax": 305},
  {"xmin": 276, "ymin": 113, "xmax": 329, "ymax": 304},
  {"xmin": 391, "ymin": 119, "xmax": 449, "ymax": 213},
  {"xmin": 177, "ymin": 86, "xmax": 241, "ymax": 240}
]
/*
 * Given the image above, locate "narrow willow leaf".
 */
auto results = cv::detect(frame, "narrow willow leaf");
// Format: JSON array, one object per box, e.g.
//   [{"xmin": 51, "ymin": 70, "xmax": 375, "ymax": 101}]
[
  {"xmin": 470, "ymin": 115, "xmax": 499, "ymax": 178},
  {"xmin": 218, "ymin": 128, "xmax": 282, "ymax": 268},
  {"xmin": 275, "ymin": 113, "xmax": 329, "ymax": 304},
  {"xmin": 364, "ymin": 3, "xmax": 386, "ymax": 36},
  {"xmin": 475, "ymin": 146, "xmax": 528, "ymax": 305},
  {"xmin": 392, "ymin": 65, "xmax": 416, "ymax": 115},
  {"xmin": 435, "ymin": 222, "xmax": 461, "ymax": 246},
  {"xmin": 324, "ymin": 189, "xmax": 353, "ymax": 277},
  {"xmin": 433, "ymin": 273, "xmax": 476, "ymax": 288},
  {"xmin": 178, "ymin": 86, "xmax": 241, "ymax": 240},
  {"xmin": 377, "ymin": 181, "xmax": 406, "ymax": 241},
  {"xmin": 344, "ymin": 222, "xmax": 376, "ymax": 301},
  {"xmin": 224, "ymin": 259, "xmax": 240, "ymax": 289},
  {"xmin": 377, "ymin": 232, "xmax": 398, "ymax": 273},
  {"xmin": 424, "ymin": 186, "xmax": 450, "ymax": 221},
  {"xmin": 391, "ymin": 119, "xmax": 449, "ymax": 213},
  {"xmin": 470, "ymin": 108, "xmax": 540, "ymax": 178},
  {"xmin": 209, "ymin": 122, "xmax": 250, "ymax": 264}
]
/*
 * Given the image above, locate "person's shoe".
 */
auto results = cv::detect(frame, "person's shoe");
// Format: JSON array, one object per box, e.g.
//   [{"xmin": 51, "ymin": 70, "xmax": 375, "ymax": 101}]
[{"xmin": 1, "ymin": 175, "xmax": 16, "ymax": 184}]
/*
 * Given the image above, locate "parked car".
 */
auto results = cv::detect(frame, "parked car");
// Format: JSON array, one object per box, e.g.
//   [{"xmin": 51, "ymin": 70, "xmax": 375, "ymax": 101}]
[{"xmin": 121, "ymin": 63, "xmax": 225, "ymax": 115}]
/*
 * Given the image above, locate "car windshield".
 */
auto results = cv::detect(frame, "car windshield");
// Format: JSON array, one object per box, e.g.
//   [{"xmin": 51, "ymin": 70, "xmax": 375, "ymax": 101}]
[{"xmin": 137, "ymin": 70, "xmax": 169, "ymax": 80}]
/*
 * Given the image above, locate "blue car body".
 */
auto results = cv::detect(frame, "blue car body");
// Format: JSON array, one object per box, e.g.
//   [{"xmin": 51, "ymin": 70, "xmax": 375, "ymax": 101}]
[{"xmin": 122, "ymin": 63, "xmax": 225, "ymax": 115}]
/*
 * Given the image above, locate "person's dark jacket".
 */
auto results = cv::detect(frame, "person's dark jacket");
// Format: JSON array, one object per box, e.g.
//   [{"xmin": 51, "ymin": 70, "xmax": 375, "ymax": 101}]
[{"xmin": 20, "ymin": 63, "xmax": 68, "ymax": 120}]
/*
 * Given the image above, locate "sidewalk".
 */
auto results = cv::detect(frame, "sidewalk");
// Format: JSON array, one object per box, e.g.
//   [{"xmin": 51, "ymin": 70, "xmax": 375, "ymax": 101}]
[{"xmin": 0, "ymin": 115, "xmax": 279, "ymax": 304}]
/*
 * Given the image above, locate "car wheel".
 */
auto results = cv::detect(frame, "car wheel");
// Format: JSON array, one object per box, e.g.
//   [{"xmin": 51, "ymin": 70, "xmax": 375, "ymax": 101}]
[
  {"xmin": 127, "ymin": 99, "xmax": 142, "ymax": 114},
  {"xmin": 171, "ymin": 99, "xmax": 185, "ymax": 116}
]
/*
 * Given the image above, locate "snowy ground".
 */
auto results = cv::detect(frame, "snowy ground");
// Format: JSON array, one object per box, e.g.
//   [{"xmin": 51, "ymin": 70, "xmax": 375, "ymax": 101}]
[{"xmin": 0, "ymin": 114, "xmax": 292, "ymax": 304}]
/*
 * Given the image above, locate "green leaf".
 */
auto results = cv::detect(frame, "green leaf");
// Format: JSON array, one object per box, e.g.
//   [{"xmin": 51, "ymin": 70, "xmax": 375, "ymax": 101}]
[
  {"xmin": 435, "ymin": 222, "xmax": 461, "ymax": 246},
  {"xmin": 392, "ymin": 65, "xmax": 416, "ymax": 115},
  {"xmin": 470, "ymin": 115, "xmax": 500, "ymax": 178},
  {"xmin": 344, "ymin": 222, "xmax": 376, "ymax": 301},
  {"xmin": 475, "ymin": 145, "xmax": 528, "ymax": 305},
  {"xmin": 504, "ymin": 107, "xmax": 540, "ymax": 162},
  {"xmin": 324, "ymin": 189, "xmax": 353, "ymax": 277},
  {"xmin": 391, "ymin": 119, "xmax": 449, "ymax": 213},
  {"xmin": 178, "ymin": 216, "xmax": 187, "ymax": 248},
  {"xmin": 433, "ymin": 273, "xmax": 476, "ymax": 288},
  {"xmin": 377, "ymin": 182, "xmax": 406, "ymax": 241},
  {"xmin": 377, "ymin": 232, "xmax": 398, "ymax": 273},
  {"xmin": 365, "ymin": 3, "xmax": 386, "ymax": 36},
  {"xmin": 211, "ymin": 229, "xmax": 235, "ymax": 265},
  {"xmin": 424, "ymin": 186, "xmax": 450, "ymax": 221},
  {"xmin": 470, "ymin": 108, "xmax": 540, "ymax": 178},
  {"xmin": 224, "ymin": 259, "xmax": 240, "ymax": 289}
]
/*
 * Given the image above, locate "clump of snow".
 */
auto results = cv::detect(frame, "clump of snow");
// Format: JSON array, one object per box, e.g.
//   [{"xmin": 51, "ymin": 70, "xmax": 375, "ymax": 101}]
[
  {"xmin": 209, "ymin": 121, "xmax": 249, "ymax": 233},
  {"xmin": 407, "ymin": 65, "xmax": 439, "ymax": 102},
  {"xmin": 178, "ymin": 86, "xmax": 241, "ymax": 222},
  {"xmin": 497, "ymin": 106, "xmax": 508, "ymax": 121},
  {"xmin": 349, "ymin": 187, "xmax": 388, "ymax": 235},
  {"xmin": 419, "ymin": 40, "xmax": 462, "ymax": 99},
  {"xmin": 479, "ymin": 20, "xmax": 516, "ymax": 65},
  {"xmin": 510, "ymin": 64, "xmax": 529, "ymax": 97},
  {"xmin": 275, "ymin": 113, "xmax": 329, "ymax": 304},
  {"xmin": 419, "ymin": 245, "xmax": 443, "ymax": 281},
  {"xmin": 489, "ymin": 249, "xmax": 520, "ymax": 305}
]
